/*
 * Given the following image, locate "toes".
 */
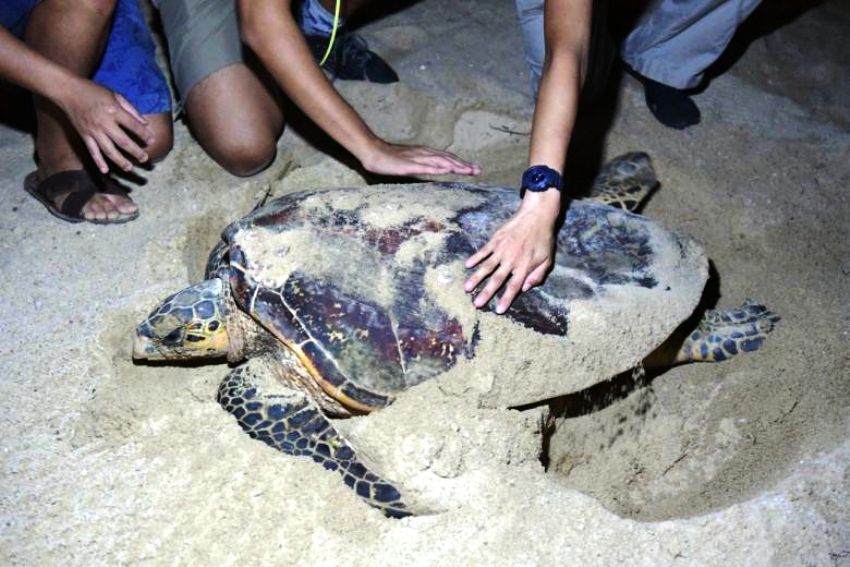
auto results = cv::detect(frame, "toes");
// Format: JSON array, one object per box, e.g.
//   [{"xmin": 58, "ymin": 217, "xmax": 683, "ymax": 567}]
[
  {"xmin": 84, "ymin": 194, "xmax": 128, "ymax": 222},
  {"xmin": 101, "ymin": 193, "xmax": 139, "ymax": 217},
  {"xmin": 82, "ymin": 195, "xmax": 109, "ymax": 222},
  {"xmin": 84, "ymin": 193, "xmax": 137, "ymax": 221}
]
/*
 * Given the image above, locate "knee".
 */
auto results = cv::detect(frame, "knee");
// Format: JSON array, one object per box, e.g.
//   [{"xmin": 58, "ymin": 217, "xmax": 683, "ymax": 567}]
[
  {"xmin": 212, "ymin": 137, "xmax": 278, "ymax": 177},
  {"xmin": 146, "ymin": 136, "xmax": 173, "ymax": 164},
  {"xmin": 145, "ymin": 115, "xmax": 174, "ymax": 163},
  {"xmin": 78, "ymin": 0, "xmax": 117, "ymax": 18}
]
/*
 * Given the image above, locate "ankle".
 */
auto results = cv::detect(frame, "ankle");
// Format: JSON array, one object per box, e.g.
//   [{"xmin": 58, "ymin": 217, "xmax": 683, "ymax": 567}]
[{"xmin": 36, "ymin": 155, "xmax": 85, "ymax": 179}]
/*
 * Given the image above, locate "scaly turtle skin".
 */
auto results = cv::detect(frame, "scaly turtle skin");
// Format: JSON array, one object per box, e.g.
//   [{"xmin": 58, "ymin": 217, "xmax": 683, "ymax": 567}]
[{"xmin": 133, "ymin": 153, "xmax": 778, "ymax": 517}]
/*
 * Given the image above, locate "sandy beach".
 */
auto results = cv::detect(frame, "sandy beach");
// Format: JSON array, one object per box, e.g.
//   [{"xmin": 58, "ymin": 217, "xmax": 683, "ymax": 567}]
[{"xmin": 1, "ymin": 0, "xmax": 848, "ymax": 564}]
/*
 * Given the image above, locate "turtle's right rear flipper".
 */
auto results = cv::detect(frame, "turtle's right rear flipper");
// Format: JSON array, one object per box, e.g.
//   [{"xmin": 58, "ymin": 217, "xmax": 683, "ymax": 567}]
[
  {"xmin": 217, "ymin": 361, "xmax": 410, "ymax": 518},
  {"xmin": 675, "ymin": 300, "xmax": 781, "ymax": 364}
]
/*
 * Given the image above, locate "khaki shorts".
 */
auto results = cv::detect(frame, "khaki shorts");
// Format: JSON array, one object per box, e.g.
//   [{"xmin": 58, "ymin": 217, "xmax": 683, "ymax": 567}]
[{"xmin": 156, "ymin": 0, "xmax": 245, "ymax": 104}]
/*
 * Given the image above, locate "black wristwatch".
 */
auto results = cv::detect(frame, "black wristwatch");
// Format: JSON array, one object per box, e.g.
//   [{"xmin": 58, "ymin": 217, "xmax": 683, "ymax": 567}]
[{"xmin": 520, "ymin": 165, "xmax": 562, "ymax": 196}]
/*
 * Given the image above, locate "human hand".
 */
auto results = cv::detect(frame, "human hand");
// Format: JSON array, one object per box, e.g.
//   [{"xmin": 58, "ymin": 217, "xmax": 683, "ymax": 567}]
[
  {"xmin": 464, "ymin": 194, "xmax": 560, "ymax": 313},
  {"xmin": 360, "ymin": 140, "xmax": 481, "ymax": 177},
  {"xmin": 56, "ymin": 78, "xmax": 156, "ymax": 173}
]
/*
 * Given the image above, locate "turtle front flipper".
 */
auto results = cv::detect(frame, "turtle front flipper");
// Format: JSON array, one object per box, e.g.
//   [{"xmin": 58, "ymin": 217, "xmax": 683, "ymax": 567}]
[
  {"xmin": 667, "ymin": 300, "xmax": 780, "ymax": 364},
  {"xmin": 586, "ymin": 152, "xmax": 658, "ymax": 212},
  {"xmin": 205, "ymin": 239, "xmax": 230, "ymax": 279},
  {"xmin": 217, "ymin": 360, "xmax": 410, "ymax": 518}
]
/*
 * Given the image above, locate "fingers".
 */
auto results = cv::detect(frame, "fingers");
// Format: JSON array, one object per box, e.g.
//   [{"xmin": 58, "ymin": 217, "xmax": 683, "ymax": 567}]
[
  {"xmin": 83, "ymin": 136, "xmax": 109, "ymax": 174},
  {"xmin": 465, "ymin": 253, "xmax": 499, "ymax": 295},
  {"xmin": 413, "ymin": 151, "xmax": 481, "ymax": 176},
  {"xmin": 364, "ymin": 142, "xmax": 482, "ymax": 177},
  {"xmin": 464, "ymin": 241, "xmax": 553, "ymax": 314},
  {"xmin": 472, "ymin": 260, "xmax": 542, "ymax": 314},
  {"xmin": 403, "ymin": 160, "xmax": 454, "ymax": 176},
  {"xmin": 107, "ymin": 125, "xmax": 149, "ymax": 164},
  {"xmin": 117, "ymin": 111, "xmax": 155, "ymax": 147},
  {"xmin": 114, "ymin": 93, "xmax": 149, "ymax": 126},
  {"xmin": 465, "ymin": 241, "xmax": 494, "ymax": 270},
  {"xmin": 424, "ymin": 151, "xmax": 480, "ymax": 175},
  {"xmin": 94, "ymin": 132, "xmax": 135, "ymax": 172},
  {"xmin": 473, "ymin": 264, "xmax": 512, "ymax": 309},
  {"xmin": 522, "ymin": 263, "xmax": 549, "ymax": 292},
  {"xmin": 496, "ymin": 271, "xmax": 527, "ymax": 314}
]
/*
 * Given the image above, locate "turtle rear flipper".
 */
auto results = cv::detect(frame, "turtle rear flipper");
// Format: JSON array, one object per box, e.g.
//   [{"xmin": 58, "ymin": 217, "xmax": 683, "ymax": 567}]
[
  {"xmin": 217, "ymin": 360, "xmax": 410, "ymax": 518},
  {"xmin": 675, "ymin": 300, "xmax": 781, "ymax": 363},
  {"xmin": 586, "ymin": 152, "xmax": 658, "ymax": 212}
]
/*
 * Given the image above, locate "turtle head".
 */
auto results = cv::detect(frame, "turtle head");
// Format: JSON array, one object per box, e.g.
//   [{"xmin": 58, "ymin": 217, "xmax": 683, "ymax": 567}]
[{"xmin": 133, "ymin": 278, "xmax": 232, "ymax": 361}]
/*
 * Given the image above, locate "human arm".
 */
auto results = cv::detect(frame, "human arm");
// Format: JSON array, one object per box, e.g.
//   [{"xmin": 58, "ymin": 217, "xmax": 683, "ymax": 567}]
[
  {"xmin": 464, "ymin": 0, "xmax": 591, "ymax": 313},
  {"xmin": 237, "ymin": 0, "xmax": 479, "ymax": 177},
  {"xmin": 0, "ymin": 27, "xmax": 155, "ymax": 172}
]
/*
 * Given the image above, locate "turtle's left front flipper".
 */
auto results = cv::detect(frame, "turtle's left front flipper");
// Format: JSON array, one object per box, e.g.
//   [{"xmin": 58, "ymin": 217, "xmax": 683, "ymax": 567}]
[
  {"xmin": 217, "ymin": 360, "xmax": 410, "ymax": 518},
  {"xmin": 586, "ymin": 152, "xmax": 658, "ymax": 212}
]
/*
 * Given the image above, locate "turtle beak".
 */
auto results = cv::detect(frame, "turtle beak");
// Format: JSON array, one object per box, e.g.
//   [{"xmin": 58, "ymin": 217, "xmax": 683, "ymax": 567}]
[
  {"xmin": 132, "ymin": 324, "xmax": 164, "ymax": 361},
  {"xmin": 132, "ymin": 332, "xmax": 155, "ymax": 360}
]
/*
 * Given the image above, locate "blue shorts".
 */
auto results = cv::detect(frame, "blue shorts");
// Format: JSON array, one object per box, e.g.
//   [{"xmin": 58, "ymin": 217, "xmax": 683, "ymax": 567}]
[{"xmin": 1, "ymin": 0, "xmax": 171, "ymax": 114}]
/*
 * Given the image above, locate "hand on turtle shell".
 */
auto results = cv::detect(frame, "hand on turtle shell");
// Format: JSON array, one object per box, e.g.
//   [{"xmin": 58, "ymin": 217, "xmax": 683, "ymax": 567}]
[
  {"xmin": 56, "ymin": 77, "xmax": 155, "ymax": 173},
  {"xmin": 464, "ymin": 195, "xmax": 559, "ymax": 313},
  {"xmin": 359, "ymin": 140, "xmax": 481, "ymax": 177}
]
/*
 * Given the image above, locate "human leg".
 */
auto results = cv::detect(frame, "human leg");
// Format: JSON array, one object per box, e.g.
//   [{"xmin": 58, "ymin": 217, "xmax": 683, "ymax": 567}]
[
  {"xmin": 24, "ymin": 0, "xmax": 138, "ymax": 222},
  {"xmin": 622, "ymin": 0, "xmax": 762, "ymax": 128},
  {"xmin": 184, "ymin": 65, "xmax": 283, "ymax": 177},
  {"xmin": 25, "ymin": 0, "xmax": 172, "ymax": 222},
  {"xmin": 300, "ymin": 0, "xmax": 398, "ymax": 84},
  {"xmin": 514, "ymin": 0, "xmax": 546, "ymax": 97},
  {"xmin": 144, "ymin": 112, "xmax": 174, "ymax": 163},
  {"xmin": 157, "ymin": 0, "xmax": 282, "ymax": 177},
  {"xmin": 515, "ymin": 0, "xmax": 613, "ymax": 102}
]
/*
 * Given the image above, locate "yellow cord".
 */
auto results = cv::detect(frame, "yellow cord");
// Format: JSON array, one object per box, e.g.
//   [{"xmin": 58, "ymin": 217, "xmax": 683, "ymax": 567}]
[{"xmin": 318, "ymin": 0, "xmax": 342, "ymax": 66}]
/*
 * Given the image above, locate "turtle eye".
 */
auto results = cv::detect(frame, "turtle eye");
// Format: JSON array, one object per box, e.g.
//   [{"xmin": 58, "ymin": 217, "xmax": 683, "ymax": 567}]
[{"xmin": 162, "ymin": 328, "xmax": 185, "ymax": 346}]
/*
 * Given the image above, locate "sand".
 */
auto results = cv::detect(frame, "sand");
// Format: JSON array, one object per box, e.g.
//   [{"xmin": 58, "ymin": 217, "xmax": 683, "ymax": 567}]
[{"xmin": 1, "ymin": 0, "xmax": 848, "ymax": 564}]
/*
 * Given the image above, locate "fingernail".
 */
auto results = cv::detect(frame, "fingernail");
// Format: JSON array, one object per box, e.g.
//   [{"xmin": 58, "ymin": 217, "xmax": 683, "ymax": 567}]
[{"xmin": 496, "ymin": 305, "xmax": 506, "ymax": 314}]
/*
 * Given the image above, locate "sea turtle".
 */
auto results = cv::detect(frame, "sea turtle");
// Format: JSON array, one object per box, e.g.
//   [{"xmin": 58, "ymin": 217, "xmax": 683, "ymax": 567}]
[{"xmin": 132, "ymin": 153, "xmax": 778, "ymax": 517}]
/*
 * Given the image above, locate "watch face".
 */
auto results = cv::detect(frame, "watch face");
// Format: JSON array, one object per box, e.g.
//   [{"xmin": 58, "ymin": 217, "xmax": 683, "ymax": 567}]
[{"xmin": 522, "ymin": 166, "xmax": 560, "ymax": 193}]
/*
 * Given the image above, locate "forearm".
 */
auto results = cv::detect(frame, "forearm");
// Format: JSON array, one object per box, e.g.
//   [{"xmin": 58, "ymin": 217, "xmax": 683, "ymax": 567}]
[
  {"xmin": 0, "ymin": 27, "xmax": 78, "ymax": 106},
  {"xmin": 523, "ymin": 0, "xmax": 592, "ymax": 216},
  {"xmin": 239, "ymin": 0, "xmax": 380, "ymax": 161}
]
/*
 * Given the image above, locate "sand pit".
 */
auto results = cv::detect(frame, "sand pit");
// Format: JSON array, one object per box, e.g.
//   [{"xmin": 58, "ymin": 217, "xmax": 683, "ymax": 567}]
[{"xmin": 1, "ymin": 0, "xmax": 848, "ymax": 564}]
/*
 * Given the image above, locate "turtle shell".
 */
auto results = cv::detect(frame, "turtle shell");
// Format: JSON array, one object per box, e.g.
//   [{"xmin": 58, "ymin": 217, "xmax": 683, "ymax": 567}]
[{"xmin": 220, "ymin": 182, "xmax": 707, "ymax": 411}]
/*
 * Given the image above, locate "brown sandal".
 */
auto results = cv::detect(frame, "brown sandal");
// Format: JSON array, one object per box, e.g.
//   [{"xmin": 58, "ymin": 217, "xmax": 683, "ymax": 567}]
[{"xmin": 24, "ymin": 170, "xmax": 139, "ymax": 225}]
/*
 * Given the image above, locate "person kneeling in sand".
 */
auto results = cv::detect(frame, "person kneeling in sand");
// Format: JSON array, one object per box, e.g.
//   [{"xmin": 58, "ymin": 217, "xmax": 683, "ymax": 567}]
[
  {"xmin": 152, "ymin": 0, "xmax": 481, "ymax": 179},
  {"xmin": 1, "ymin": 0, "xmax": 173, "ymax": 224},
  {"xmin": 466, "ymin": 0, "xmax": 760, "ymax": 312}
]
